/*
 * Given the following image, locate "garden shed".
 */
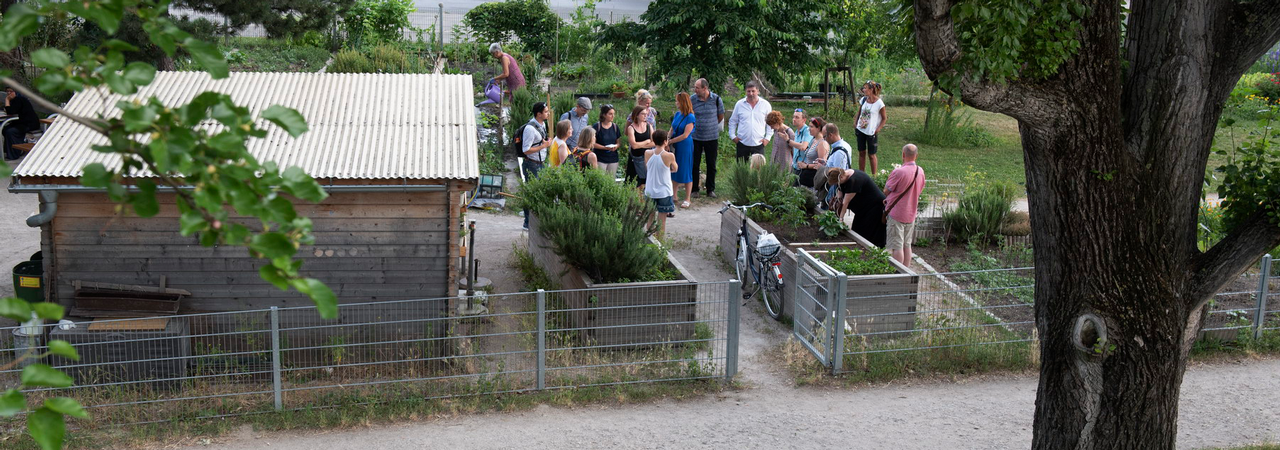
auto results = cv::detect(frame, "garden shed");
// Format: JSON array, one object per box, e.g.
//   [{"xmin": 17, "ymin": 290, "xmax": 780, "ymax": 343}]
[{"xmin": 7, "ymin": 72, "xmax": 478, "ymax": 326}]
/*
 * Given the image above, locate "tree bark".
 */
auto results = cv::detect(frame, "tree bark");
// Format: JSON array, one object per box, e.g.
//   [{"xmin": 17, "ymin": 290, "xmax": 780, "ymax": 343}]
[{"xmin": 913, "ymin": 0, "xmax": 1280, "ymax": 448}]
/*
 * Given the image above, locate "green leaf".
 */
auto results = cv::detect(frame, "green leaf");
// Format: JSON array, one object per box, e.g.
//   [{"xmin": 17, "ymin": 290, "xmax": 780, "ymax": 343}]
[
  {"xmin": 27, "ymin": 407, "xmax": 65, "ymax": 450},
  {"xmin": 291, "ymin": 278, "xmax": 338, "ymax": 320},
  {"xmin": 184, "ymin": 38, "xmax": 229, "ymax": 79},
  {"xmin": 80, "ymin": 163, "xmax": 112, "ymax": 188},
  {"xmin": 30, "ymin": 49, "xmax": 71, "ymax": 69},
  {"xmin": 0, "ymin": 4, "xmax": 40, "ymax": 51},
  {"xmin": 0, "ymin": 389, "xmax": 23, "ymax": 417},
  {"xmin": 30, "ymin": 302, "xmax": 64, "ymax": 321},
  {"xmin": 123, "ymin": 62, "xmax": 157, "ymax": 85},
  {"xmin": 249, "ymin": 232, "xmax": 296, "ymax": 260},
  {"xmin": 281, "ymin": 166, "xmax": 327, "ymax": 203},
  {"xmin": 0, "ymin": 297, "xmax": 32, "ymax": 321},
  {"xmin": 259, "ymin": 265, "xmax": 290, "ymax": 290},
  {"xmin": 46, "ymin": 340, "xmax": 79, "ymax": 361},
  {"xmin": 101, "ymin": 39, "xmax": 139, "ymax": 52},
  {"xmin": 21, "ymin": 364, "xmax": 74, "ymax": 388},
  {"xmin": 178, "ymin": 212, "xmax": 208, "ymax": 236},
  {"xmin": 261, "ymin": 105, "xmax": 309, "ymax": 138},
  {"xmin": 35, "ymin": 72, "xmax": 69, "ymax": 95},
  {"xmin": 102, "ymin": 72, "xmax": 136, "ymax": 95},
  {"xmin": 44, "ymin": 398, "xmax": 88, "ymax": 419},
  {"xmin": 132, "ymin": 179, "xmax": 159, "ymax": 217}
]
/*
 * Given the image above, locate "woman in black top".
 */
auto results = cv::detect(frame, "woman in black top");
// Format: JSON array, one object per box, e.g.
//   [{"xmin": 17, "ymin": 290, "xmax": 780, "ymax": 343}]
[
  {"xmin": 625, "ymin": 105, "xmax": 654, "ymax": 186},
  {"xmin": 591, "ymin": 104, "xmax": 623, "ymax": 177},
  {"xmin": 825, "ymin": 168, "xmax": 887, "ymax": 247}
]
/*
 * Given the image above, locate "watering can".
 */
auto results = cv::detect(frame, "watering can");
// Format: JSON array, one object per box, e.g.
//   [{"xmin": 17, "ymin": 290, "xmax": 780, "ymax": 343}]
[{"xmin": 477, "ymin": 80, "xmax": 503, "ymax": 106}]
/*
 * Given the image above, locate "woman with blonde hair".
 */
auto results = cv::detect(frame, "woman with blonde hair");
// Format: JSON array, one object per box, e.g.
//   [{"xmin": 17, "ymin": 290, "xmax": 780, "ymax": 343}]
[
  {"xmin": 669, "ymin": 92, "xmax": 697, "ymax": 207},
  {"xmin": 627, "ymin": 89, "xmax": 658, "ymax": 127},
  {"xmin": 548, "ymin": 119, "xmax": 572, "ymax": 168},
  {"xmin": 563, "ymin": 126, "xmax": 599, "ymax": 170}
]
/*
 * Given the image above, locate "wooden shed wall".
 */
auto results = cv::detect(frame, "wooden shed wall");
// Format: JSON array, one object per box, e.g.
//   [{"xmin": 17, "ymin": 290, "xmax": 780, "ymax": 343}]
[{"xmin": 41, "ymin": 191, "xmax": 460, "ymax": 315}]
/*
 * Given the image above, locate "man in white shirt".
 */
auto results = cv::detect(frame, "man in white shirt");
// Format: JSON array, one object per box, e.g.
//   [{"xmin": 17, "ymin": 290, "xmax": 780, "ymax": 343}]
[{"xmin": 727, "ymin": 81, "xmax": 773, "ymax": 161}]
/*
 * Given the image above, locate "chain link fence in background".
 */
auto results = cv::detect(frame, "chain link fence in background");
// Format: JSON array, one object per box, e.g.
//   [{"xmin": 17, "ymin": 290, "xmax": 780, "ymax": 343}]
[{"xmin": 0, "ymin": 281, "xmax": 738, "ymax": 427}]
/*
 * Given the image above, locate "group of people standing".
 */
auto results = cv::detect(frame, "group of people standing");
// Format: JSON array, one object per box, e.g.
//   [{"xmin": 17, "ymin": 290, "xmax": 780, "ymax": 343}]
[{"xmin": 499, "ymin": 45, "xmax": 925, "ymax": 265}]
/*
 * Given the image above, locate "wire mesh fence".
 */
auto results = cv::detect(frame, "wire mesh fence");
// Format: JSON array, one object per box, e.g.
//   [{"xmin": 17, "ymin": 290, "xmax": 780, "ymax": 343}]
[
  {"xmin": 792, "ymin": 255, "xmax": 1280, "ymax": 376},
  {"xmin": 0, "ymin": 281, "xmax": 737, "ymax": 428}
]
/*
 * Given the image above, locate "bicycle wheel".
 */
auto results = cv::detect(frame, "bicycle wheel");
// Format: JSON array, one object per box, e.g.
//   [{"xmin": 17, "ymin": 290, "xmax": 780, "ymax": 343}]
[
  {"xmin": 735, "ymin": 236, "xmax": 749, "ymax": 285},
  {"xmin": 759, "ymin": 261, "xmax": 783, "ymax": 320}
]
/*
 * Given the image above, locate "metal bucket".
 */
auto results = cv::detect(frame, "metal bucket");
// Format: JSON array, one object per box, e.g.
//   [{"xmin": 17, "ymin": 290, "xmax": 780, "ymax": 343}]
[{"xmin": 11, "ymin": 327, "xmax": 42, "ymax": 368}]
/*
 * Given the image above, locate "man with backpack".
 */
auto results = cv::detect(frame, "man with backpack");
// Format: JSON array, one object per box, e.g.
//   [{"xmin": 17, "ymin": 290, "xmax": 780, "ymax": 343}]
[
  {"xmin": 821, "ymin": 123, "xmax": 852, "ymax": 209},
  {"xmin": 515, "ymin": 102, "xmax": 553, "ymax": 231}
]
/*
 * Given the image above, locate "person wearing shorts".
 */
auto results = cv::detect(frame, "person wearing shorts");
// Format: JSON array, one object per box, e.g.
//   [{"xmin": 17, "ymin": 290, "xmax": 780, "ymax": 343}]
[
  {"xmin": 883, "ymin": 144, "xmax": 926, "ymax": 266},
  {"xmin": 855, "ymin": 80, "xmax": 887, "ymax": 174}
]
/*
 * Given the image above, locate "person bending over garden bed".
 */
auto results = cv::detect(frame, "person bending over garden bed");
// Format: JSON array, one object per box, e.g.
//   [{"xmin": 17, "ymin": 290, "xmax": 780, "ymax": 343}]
[{"xmin": 823, "ymin": 167, "xmax": 887, "ymax": 247}]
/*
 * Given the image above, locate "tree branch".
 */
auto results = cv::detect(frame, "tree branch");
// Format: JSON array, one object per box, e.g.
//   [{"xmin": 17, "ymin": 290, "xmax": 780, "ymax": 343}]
[
  {"xmin": 1189, "ymin": 212, "xmax": 1280, "ymax": 307},
  {"xmin": 1, "ymin": 77, "xmax": 107, "ymax": 134},
  {"xmin": 1213, "ymin": 0, "xmax": 1280, "ymax": 76},
  {"xmin": 912, "ymin": 0, "xmax": 1065, "ymax": 124}
]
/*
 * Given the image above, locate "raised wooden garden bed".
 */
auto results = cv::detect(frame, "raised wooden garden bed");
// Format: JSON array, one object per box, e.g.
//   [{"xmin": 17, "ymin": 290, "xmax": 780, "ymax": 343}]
[
  {"xmin": 719, "ymin": 207, "xmax": 920, "ymax": 336},
  {"xmin": 528, "ymin": 214, "xmax": 698, "ymax": 348}
]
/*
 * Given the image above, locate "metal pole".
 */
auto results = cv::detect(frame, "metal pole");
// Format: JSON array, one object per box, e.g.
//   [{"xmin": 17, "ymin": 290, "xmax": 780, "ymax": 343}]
[
  {"xmin": 831, "ymin": 274, "xmax": 847, "ymax": 375},
  {"xmin": 270, "ymin": 306, "xmax": 282, "ymax": 411},
  {"xmin": 439, "ymin": 3, "xmax": 445, "ymax": 50},
  {"xmin": 726, "ymin": 280, "xmax": 741, "ymax": 381},
  {"xmin": 1256, "ymin": 255, "xmax": 1272, "ymax": 340},
  {"xmin": 536, "ymin": 289, "xmax": 546, "ymax": 390}
]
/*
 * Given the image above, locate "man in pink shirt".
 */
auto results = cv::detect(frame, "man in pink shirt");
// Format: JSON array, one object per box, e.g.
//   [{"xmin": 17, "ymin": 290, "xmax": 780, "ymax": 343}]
[{"xmin": 883, "ymin": 144, "xmax": 926, "ymax": 266}]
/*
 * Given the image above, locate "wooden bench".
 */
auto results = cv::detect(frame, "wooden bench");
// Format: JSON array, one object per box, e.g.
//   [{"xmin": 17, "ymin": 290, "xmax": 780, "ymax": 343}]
[{"xmin": 12, "ymin": 143, "xmax": 34, "ymax": 155}]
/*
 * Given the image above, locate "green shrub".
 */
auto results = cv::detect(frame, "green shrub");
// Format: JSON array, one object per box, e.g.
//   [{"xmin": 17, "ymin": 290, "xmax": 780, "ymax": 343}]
[
  {"xmin": 723, "ymin": 159, "xmax": 813, "ymax": 229},
  {"xmin": 329, "ymin": 49, "xmax": 374, "ymax": 73},
  {"xmin": 1256, "ymin": 72, "xmax": 1280, "ymax": 104},
  {"xmin": 505, "ymin": 88, "xmax": 539, "ymax": 145},
  {"xmin": 520, "ymin": 167, "xmax": 667, "ymax": 283},
  {"xmin": 723, "ymin": 159, "xmax": 797, "ymax": 206},
  {"xmin": 943, "ymin": 182, "xmax": 1017, "ymax": 244},
  {"xmin": 462, "ymin": 0, "xmax": 563, "ymax": 59},
  {"xmin": 823, "ymin": 247, "xmax": 896, "ymax": 275},
  {"xmin": 908, "ymin": 94, "xmax": 997, "ymax": 148},
  {"xmin": 817, "ymin": 211, "xmax": 844, "ymax": 237},
  {"xmin": 344, "ymin": 0, "xmax": 416, "ymax": 47}
]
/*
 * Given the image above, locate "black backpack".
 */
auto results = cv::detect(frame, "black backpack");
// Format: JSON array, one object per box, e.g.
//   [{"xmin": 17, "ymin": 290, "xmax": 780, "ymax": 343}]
[
  {"xmin": 511, "ymin": 123, "xmax": 545, "ymax": 162},
  {"xmin": 829, "ymin": 144, "xmax": 850, "ymax": 169}
]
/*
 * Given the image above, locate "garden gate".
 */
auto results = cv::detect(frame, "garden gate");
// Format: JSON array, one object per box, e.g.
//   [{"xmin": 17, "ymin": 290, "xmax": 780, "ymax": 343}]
[{"xmin": 792, "ymin": 249, "xmax": 847, "ymax": 368}]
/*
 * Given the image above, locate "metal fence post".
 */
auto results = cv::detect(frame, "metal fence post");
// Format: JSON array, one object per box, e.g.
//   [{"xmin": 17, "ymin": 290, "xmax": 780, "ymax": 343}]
[
  {"xmin": 1257, "ymin": 255, "xmax": 1272, "ymax": 340},
  {"xmin": 536, "ymin": 289, "xmax": 546, "ymax": 390},
  {"xmin": 830, "ymin": 275, "xmax": 848, "ymax": 375},
  {"xmin": 726, "ymin": 280, "xmax": 741, "ymax": 382},
  {"xmin": 270, "ymin": 306, "xmax": 282, "ymax": 411}
]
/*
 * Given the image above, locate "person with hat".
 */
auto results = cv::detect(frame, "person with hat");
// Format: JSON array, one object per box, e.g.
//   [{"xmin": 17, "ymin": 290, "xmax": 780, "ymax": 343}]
[
  {"xmin": 520, "ymin": 102, "xmax": 553, "ymax": 230},
  {"xmin": 559, "ymin": 96, "xmax": 592, "ymax": 150}
]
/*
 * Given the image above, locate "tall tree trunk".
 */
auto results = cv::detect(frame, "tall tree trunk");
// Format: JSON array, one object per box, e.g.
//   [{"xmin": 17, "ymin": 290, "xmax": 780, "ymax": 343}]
[{"xmin": 913, "ymin": 0, "xmax": 1280, "ymax": 448}]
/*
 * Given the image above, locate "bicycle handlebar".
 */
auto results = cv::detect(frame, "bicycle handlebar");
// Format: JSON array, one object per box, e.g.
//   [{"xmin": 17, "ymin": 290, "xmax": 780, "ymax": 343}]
[{"xmin": 717, "ymin": 202, "xmax": 772, "ymax": 214}]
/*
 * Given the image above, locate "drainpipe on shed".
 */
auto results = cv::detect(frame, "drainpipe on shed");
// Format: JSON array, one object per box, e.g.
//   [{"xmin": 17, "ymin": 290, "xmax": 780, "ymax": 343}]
[{"xmin": 25, "ymin": 190, "xmax": 57, "ymax": 227}]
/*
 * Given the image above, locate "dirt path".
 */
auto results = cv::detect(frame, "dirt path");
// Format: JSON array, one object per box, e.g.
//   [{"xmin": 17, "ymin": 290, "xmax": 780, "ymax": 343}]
[{"xmin": 171, "ymin": 202, "xmax": 1279, "ymax": 450}]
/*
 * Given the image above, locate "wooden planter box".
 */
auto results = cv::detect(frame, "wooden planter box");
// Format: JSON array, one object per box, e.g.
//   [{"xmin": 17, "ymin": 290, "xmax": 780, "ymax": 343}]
[
  {"xmin": 528, "ymin": 214, "xmax": 698, "ymax": 348},
  {"xmin": 719, "ymin": 207, "xmax": 920, "ymax": 336}
]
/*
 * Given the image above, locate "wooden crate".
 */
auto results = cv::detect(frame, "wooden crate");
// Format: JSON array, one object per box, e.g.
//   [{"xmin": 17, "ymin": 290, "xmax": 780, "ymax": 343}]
[{"xmin": 528, "ymin": 214, "xmax": 698, "ymax": 348}]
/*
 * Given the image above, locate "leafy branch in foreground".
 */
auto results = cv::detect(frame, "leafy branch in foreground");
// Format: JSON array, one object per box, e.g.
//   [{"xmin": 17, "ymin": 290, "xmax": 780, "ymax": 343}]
[{"xmin": 0, "ymin": 0, "xmax": 339, "ymax": 447}]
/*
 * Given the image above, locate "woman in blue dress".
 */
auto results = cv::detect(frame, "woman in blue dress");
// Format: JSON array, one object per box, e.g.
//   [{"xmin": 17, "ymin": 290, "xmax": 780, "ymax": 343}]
[{"xmin": 668, "ymin": 92, "xmax": 697, "ymax": 208}]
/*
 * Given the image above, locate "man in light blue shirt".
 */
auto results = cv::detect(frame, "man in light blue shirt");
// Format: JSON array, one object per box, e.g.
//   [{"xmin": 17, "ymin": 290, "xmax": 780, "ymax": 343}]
[{"xmin": 822, "ymin": 123, "xmax": 852, "ymax": 208}]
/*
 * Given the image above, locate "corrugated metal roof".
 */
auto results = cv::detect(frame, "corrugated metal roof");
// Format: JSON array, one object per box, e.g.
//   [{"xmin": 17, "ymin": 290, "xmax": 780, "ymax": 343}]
[{"xmin": 13, "ymin": 72, "xmax": 479, "ymax": 181}]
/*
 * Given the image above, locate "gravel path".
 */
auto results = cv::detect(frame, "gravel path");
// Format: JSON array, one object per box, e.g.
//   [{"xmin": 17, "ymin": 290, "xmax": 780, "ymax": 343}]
[{"xmin": 163, "ymin": 202, "xmax": 1280, "ymax": 450}]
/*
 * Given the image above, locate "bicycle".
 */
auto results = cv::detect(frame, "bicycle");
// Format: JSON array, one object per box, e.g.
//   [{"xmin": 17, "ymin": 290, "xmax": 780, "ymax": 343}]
[{"xmin": 718, "ymin": 202, "xmax": 785, "ymax": 320}]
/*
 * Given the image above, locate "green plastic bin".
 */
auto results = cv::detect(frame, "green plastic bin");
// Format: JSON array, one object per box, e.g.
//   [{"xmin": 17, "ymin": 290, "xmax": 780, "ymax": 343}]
[{"xmin": 13, "ymin": 260, "xmax": 43, "ymax": 303}]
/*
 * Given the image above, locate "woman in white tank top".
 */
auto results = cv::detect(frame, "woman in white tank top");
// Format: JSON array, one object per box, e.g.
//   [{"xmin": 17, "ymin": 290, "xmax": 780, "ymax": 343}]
[{"xmin": 643, "ymin": 130, "xmax": 677, "ymax": 239}]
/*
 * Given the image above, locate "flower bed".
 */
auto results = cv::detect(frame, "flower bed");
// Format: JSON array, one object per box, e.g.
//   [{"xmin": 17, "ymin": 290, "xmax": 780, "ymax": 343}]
[{"xmin": 719, "ymin": 206, "xmax": 920, "ymax": 336}]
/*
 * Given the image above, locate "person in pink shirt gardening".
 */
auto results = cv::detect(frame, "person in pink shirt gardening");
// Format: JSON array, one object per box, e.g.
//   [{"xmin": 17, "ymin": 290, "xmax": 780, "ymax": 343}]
[{"xmin": 883, "ymin": 144, "xmax": 926, "ymax": 266}]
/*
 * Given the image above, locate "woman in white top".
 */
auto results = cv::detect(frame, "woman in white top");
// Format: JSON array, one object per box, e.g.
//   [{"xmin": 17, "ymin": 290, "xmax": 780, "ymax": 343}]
[
  {"xmin": 644, "ymin": 129, "xmax": 677, "ymax": 240},
  {"xmin": 855, "ymin": 81, "xmax": 887, "ymax": 174}
]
